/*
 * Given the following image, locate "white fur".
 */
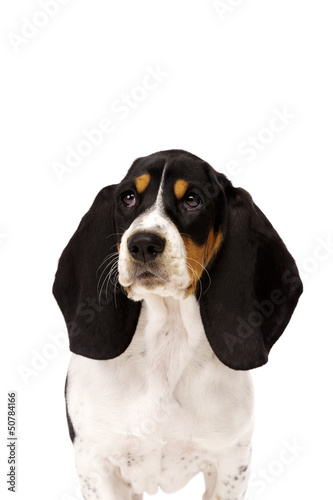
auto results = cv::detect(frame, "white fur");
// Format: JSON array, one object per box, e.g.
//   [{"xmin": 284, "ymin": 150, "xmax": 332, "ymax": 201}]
[
  {"xmin": 118, "ymin": 172, "xmax": 190, "ymax": 301},
  {"xmin": 66, "ymin": 182, "xmax": 255, "ymax": 499},
  {"xmin": 118, "ymin": 205, "xmax": 190, "ymax": 301}
]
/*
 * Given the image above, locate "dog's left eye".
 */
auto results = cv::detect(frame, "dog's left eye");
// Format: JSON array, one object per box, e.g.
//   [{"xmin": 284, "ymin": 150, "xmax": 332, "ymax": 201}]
[
  {"xmin": 121, "ymin": 190, "xmax": 136, "ymax": 208},
  {"xmin": 184, "ymin": 193, "xmax": 202, "ymax": 210}
]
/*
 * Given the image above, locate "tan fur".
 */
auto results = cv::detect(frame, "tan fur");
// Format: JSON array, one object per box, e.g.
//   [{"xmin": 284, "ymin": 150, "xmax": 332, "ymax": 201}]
[
  {"xmin": 174, "ymin": 179, "xmax": 189, "ymax": 199},
  {"xmin": 182, "ymin": 229, "xmax": 223, "ymax": 296},
  {"xmin": 135, "ymin": 173, "xmax": 151, "ymax": 193}
]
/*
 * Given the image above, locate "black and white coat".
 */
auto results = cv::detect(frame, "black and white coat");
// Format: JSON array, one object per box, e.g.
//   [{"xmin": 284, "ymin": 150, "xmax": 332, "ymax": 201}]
[{"xmin": 53, "ymin": 150, "xmax": 302, "ymax": 500}]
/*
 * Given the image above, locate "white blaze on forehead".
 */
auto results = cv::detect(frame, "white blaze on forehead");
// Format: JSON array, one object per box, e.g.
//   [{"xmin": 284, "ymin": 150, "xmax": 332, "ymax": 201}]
[
  {"xmin": 121, "ymin": 163, "xmax": 168, "ymax": 239},
  {"xmin": 117, "ymin": 162, "xmax": 191, "ymax": 298},
  {"xmin": 154, "ymin": 162, "xmax": 167, "ymax": 213},
  {"xmin": 138, "ymin": 161, "xmax": 171, "ymax": 228},
  {"xmin": 122, "ymin": 164, "xmax": 168, "ymax": 234}
]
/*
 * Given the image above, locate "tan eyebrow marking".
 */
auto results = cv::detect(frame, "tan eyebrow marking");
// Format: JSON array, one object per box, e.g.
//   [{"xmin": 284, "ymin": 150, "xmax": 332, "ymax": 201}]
[
  {"xmin": 135, "ymin": 173, "xmax": 151, "ymax": 193},
  {"xmin": 174, "ymin": 179, "xmax": 189, "ymax": 199}
]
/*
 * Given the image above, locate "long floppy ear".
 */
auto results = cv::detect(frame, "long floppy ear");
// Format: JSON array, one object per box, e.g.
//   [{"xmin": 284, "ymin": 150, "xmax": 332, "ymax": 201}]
[
  {"xmin": 53, "ymin": 185, "xmax": 141, "ymax": 359},
  {"xmin": 200, "ymin": 179, "xmax": 303, "ymax": 370}
]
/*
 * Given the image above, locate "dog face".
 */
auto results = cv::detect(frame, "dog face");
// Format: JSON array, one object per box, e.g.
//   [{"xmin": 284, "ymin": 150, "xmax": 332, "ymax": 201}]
[
  {"xmin": 53, "ymin": 149, "xmax": 303, "ymax": 370},
  {"xmin": 115, "ymin": 150, "xmax": 226, "ymax": 300}
]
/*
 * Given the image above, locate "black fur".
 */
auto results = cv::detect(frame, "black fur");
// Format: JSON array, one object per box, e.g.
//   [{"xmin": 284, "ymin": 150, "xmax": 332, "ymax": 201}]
[
  {"xmin": 53, "ymin": 150, "xmax": 302, "ymax": 370},
  {"xmin": 53, "ymin": 185, "xmax": 141, "ymax": 360},
  {"xmin": 199, "ymin": 180, "xmax": 303, "ymax": 369},
  {"xmin": 65, "ymin": 376, "xmax": 75, "ymax": 442}
]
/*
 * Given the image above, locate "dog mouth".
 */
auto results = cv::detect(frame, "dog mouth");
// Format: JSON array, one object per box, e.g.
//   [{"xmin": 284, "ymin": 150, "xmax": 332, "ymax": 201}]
[
  {"xmin": 135, "ymin": 270, "xmax": 166, "ymax": 284},
  {"xmin": 137, "ymin": 271, "xmax": 156, "ymax": 279},
  {"xmin": 120, "ymin": 258, "xmax": 189, "ymax": 295},
  {"xmin": 122, "ymin": 265, "xmax": 190, "ymax": 299}
]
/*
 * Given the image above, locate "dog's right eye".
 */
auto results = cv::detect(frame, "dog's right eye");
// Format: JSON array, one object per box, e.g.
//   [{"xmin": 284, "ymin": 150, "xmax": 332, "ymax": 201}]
[{"xmin": 121, "ymin": 190, "xmax": 136, "ymax": 208}]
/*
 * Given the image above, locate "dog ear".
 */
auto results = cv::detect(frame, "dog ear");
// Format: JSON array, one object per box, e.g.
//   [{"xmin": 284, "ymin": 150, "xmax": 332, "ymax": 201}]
[
  {"xmin": 199, "ymin": 178, "xmax": 303, "ymax": 370},
  {"xmin": 53, "ymin": 185, "xmax": 141, "ymax": 360}
]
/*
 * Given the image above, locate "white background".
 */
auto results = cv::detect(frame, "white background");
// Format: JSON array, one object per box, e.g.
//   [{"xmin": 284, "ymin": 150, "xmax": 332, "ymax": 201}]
[{"xmin": 1, "ymin": 0, "xmax": 332, "ymax": 499}]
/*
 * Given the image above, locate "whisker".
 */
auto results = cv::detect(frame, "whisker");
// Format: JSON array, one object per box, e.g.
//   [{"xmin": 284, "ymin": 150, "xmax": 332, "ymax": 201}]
[
  {"xmin": 97, "ymin": 249, "xmax": 121, "ymax": 304},
  {"xmin": 186, "ymin": 262, "xmax": 203, "ymax": 301},
  {"xmin": 96, "ymin": 252, "xmax": 119, "ymax": 275},
  {"xmin": 97, "ymin": 257, "xmax": 119, "ymax": 292},
  {"xmin": 105, "ymin": 233, "xmax": 124, "ymax": 239},
  {"xmin": 186, "ymin": 256, "xmax": 212, "ymax": 294},
  {"xmin": 98, "ymin": 271, "xmax": 112, "ymax": 304},
  {"xmin": 113, "ymin": 272, "xmax": 119, "ymax": 308},
  {"xmin": 98, "ymin": 251, "xmax": 119, "ymax": 266},
  {"xmin": 106, "ymin": 269, "xmax": 115, "ymax": 300},
  {"xmin": 109, "ymin": 262, "xmax": 120, "ymax": 286},
  {"xmin": 181, "ymin": 243, "xmax": 212, "ymax": 296}
]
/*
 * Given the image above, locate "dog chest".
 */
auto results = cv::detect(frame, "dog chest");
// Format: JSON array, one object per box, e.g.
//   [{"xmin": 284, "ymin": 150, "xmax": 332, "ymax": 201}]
[{"xmin": 105, "ymin": 436, "xmax": 219, "ymax": 495}]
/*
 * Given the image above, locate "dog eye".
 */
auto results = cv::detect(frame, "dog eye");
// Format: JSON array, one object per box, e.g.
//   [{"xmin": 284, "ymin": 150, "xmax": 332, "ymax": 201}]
[
  {"xmin": 184, "ymin": 193, "xmax": 202, "ymax": 210},
  {"xmin": 121, "ymin": 190, "xmax": 136, "ymax": 208}
]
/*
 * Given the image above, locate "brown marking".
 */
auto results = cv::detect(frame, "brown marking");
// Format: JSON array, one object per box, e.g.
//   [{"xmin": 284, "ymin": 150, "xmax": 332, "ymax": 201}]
[
  {"xmin": 174, "ymin": 179, "xmax": 189, "ymax": 199},
  {"xmin": 135, "ymin": 173, "xmax": 151, "ymax": 193},
  {"xmin": 182, "ymin": 228, "xmax": 223, "ymax": 296},
  {"xmin": 216, "ymin": 496, "xmax": 221, "ymax": 500}
]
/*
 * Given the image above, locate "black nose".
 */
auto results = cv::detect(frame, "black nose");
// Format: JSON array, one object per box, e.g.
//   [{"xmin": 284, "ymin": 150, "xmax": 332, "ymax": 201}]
[{"xmin": 127, "ymin": 232, "xmax": 166, "ymax": 263}]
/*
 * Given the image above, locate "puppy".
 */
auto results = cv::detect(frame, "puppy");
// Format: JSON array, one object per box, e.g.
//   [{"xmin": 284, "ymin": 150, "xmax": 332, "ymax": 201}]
[{"xmin": 53, "ymin": 149, "xmax": 302, "ymax": 499}]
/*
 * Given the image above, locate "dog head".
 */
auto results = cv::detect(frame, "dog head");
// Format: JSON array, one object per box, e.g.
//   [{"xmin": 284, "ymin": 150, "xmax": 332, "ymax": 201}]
[
  {"xmin": 53, "ymin": 150, "xmax": 302, "ymax": 370},
  {"xmin": 115, "ymin": 150, "xmax": 226, "ymax": 301}
]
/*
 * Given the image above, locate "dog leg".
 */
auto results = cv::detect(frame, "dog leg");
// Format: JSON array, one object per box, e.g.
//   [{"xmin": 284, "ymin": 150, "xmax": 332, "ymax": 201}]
[
  {"xmin": 75, "ymin": 451, "xmax": 138, "ymax": 500},
  {"xmin": 203, "ymin": 466, "xmax": 217, "ymax": 500},
  {"xmin": 202, "ymin": 442, "xmax": 252, "ymax": 500}
]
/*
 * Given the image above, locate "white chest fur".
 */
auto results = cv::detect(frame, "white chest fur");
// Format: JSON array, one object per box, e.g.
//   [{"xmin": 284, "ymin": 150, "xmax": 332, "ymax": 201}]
[{"xmin": 66, "ymin": 295, "xmax": 254, "ymax": 496}]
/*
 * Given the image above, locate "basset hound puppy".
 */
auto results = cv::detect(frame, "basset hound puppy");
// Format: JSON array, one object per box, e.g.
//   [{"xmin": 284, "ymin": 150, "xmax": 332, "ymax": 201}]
[{"xmin": 53, "ymin": 150, "xmax": 302, "ymax": 500}]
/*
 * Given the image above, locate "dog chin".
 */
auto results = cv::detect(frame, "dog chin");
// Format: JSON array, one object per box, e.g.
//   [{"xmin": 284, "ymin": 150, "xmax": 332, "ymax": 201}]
[{"xmin": 124, "ymin": 279, "xmax": 188, "ymax": 302}]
